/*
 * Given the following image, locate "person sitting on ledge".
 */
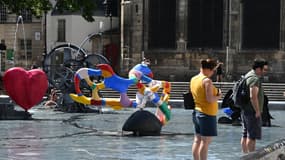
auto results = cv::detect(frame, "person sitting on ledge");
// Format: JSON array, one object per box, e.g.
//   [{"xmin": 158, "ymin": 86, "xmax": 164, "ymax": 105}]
[{"xmin": 44, "ymin": 88, "xmax": 58, "ymax": 107}]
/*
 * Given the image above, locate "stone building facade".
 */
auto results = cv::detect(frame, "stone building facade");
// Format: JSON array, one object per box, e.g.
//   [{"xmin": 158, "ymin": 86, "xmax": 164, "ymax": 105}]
[
  {"xmin": 122, "ymin": 0, "xmax": 285, "ymax": 82},
  {"xmin": 0, "ymin": 8, "xmax": 44, "ymax": 71}
]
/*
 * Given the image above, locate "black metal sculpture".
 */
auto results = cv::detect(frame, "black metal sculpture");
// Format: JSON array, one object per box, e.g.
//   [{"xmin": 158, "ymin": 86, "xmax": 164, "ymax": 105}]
[{"xmin": 43, "ymin": 43, "xmax": 110, "ymax": 112}]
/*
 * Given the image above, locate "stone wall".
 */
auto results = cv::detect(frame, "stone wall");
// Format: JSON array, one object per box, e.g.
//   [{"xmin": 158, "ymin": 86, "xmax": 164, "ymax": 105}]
[
  {"xmin": 144, "ymin": 50, "xmax": 285, "ymax": 82},
  {"xmin": 122, "ymin": 0, "xmax": 285, "ymax": 82}
]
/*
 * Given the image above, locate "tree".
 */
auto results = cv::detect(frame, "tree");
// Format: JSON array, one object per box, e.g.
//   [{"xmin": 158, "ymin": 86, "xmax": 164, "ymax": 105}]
[{"xmin": 0, "ymin": 0, "xmax": 98, "ymax": 22}]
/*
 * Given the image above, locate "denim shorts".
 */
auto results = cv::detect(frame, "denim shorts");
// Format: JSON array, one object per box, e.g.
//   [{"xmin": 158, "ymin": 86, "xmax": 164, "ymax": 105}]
[
  {"xmin": 241, "ymin": 112, "xmax": 262, "ymax": 140},
  {"xmin": 192, "ymin": 110, "xmax": 217, "ymax": 136}
]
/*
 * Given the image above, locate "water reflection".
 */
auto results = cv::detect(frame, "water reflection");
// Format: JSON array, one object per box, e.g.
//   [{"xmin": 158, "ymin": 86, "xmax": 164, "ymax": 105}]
[
  {"xmin": 5, "ymin": 122, "xmax": 43, "ymax": 160},
  {"xmin": 0, "ymin": 108, "xmax": 284, "ymax": 160}
]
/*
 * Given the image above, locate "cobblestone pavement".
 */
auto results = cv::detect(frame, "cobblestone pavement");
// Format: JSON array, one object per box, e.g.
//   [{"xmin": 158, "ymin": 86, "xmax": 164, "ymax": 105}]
[{"xmin": 0, "ymin": 106, "xmax": 284, "ymax": 160}]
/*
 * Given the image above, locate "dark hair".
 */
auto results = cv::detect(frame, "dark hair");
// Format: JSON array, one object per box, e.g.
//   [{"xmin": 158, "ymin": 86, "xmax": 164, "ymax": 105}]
[
  {"xmin": 200, "ymin": 59, "xmax": 217, "ymax": 70},
  {"xmin": 31, "ymin": 64, "xmax": 38, "ymax": 69},
  {"xmin": 252, "ymin": 59, "xmax": 268, "ymax": 70},
  {"xmin": 144, "ymin": 58, "xmax": 150, "ymax": 62}
]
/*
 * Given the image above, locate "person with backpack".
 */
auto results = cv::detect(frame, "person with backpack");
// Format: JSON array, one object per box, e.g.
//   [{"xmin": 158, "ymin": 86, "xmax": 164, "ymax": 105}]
[
  {"xmin": 190, "ymin": 59, "xmax": 223, "ymax": 160},
  {"xmin": 240, "ymin": 59, "xmax": 269, "ymax": 153}
]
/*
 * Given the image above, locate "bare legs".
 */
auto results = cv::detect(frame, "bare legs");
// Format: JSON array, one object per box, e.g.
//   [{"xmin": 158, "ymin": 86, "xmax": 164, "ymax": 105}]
[
  {"xmin": 241, "ymin": 137, "xmax": 256, "ymax": 153},
  {"xmin": 216, "ymin": 75, "xmax": 222, "ymax": 82},
  {"xmin": 192, "ymin": 134, "xmax": 212, "ymax": 160},
  {"xmin": 192, "ymin": 135, "xmax": 201, "ymax": 160}
]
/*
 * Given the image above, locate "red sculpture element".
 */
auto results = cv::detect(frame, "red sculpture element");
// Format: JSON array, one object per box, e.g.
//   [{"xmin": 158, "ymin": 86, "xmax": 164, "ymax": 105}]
[{"xmin": 3, "ymin": 67, "xmax": 48, "ymax": 111}]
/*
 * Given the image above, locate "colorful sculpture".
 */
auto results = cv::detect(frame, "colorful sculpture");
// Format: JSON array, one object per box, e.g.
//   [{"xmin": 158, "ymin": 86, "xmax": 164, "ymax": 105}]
[
  {"xmin": 3, "ymin": 67, "xmax": 48, "ymax": 111},
  {"xmin": 69, "ymin": 63, "xmax": 171, "ymax": 125}
]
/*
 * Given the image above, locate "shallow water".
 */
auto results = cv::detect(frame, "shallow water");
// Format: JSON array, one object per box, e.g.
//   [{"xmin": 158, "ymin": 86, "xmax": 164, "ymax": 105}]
[{"xmin": 0, "ymin": 106, "xmax": 284, "ymax": 160}]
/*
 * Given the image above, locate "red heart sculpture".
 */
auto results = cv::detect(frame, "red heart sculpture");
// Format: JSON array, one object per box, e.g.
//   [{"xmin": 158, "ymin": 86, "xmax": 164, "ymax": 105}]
[{"xmin": 3, "ymin": 67, "xmax": 48, "ymax": 111}]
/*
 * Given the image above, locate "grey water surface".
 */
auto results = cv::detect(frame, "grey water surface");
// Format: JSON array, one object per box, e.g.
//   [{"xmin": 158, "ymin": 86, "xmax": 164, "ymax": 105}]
[{"xmin": 0, "ymin": 106, "xmax": 284, "ymax": 160}]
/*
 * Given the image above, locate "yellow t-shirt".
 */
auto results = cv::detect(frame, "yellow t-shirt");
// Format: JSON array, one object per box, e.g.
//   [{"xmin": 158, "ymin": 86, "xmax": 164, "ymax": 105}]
[{"xmin": 190, "ymin": 74, "xmax": 218, "ymax": 116}]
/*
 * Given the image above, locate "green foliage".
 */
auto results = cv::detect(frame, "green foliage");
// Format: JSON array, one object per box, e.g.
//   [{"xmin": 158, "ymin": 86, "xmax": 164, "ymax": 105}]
[
  {"xmin": 0, "ymin": 0, "xmax": 98, "ymax": 22},
  {"xmin": 0, "ymin": 0, "xmax": 52, "ymax": 17},
  {"xmin": 55, "ymin": 0, "xmax": 97, "ymax": 22}
]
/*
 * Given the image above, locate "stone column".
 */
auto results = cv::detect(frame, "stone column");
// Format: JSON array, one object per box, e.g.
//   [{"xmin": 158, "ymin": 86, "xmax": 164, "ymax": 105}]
[
  {"xmin": 223, "ymin": 0, "xmax": 230, "ymax": 48},
  {"xmin": 229, "ymin": 0, "xmax": 242, "ymax": 51},
  {"xmin": 238, "ymin": 0, "xmax": 243, "ymax": 51},
  {"xmin": 225, "ymin": 0, "xmax": 242, "ymax": 80},
  {"xmin": 144, "ymin": 0, "xmax": 149, "ymax": 52},
  {"xmin": 280, "ymin": 0, "xmax": 285, "ymax": 50},
  {"xmin": 176, "ymin": 0, "xmax": 188, "ymax": 46},
  {"xmin": 130, "ymin": 0, "xmax": 145, "ymax": 63},
  {"xmin": 176, "ymin": 0, "xmax": 187, "ymax": 66}
]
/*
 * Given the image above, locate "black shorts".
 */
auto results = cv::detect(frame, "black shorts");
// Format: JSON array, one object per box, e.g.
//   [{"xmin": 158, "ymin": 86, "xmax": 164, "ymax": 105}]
[
  {"xmin": 192, "ymin": 110, "xmax": 217, "ymax": 136},
  {"xmin": 241, "ymin": 112, "xmax": 262, "ymax": 140}
]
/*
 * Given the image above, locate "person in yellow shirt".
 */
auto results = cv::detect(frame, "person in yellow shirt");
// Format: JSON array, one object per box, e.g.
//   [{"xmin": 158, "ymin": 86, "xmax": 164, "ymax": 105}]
[{"xmin": 190, "ymin": 59, "xmax": 222, "ymax": 160}]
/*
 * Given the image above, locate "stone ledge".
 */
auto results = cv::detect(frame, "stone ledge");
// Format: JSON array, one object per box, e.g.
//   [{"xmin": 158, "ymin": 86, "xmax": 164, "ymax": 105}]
[
  {"xmin": 0, "ymin": 95, "xmax": 32, "ymax": 120},
  {"xmin": 0, "ymin": 104, "xmax": 32, "ymax": 120},
  {"xmin": 241, "ymin": 139, "xmax": 285, "ymax": 160}
]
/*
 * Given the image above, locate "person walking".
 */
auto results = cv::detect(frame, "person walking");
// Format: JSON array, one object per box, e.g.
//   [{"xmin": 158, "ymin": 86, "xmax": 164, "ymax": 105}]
[
  {"xmin": 240, "ymin": 59, "xmax": 268, "ymax": 153},
  {"xmin": 190, "ymin": 59, "xmax": 222, "ymax": 160}
]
